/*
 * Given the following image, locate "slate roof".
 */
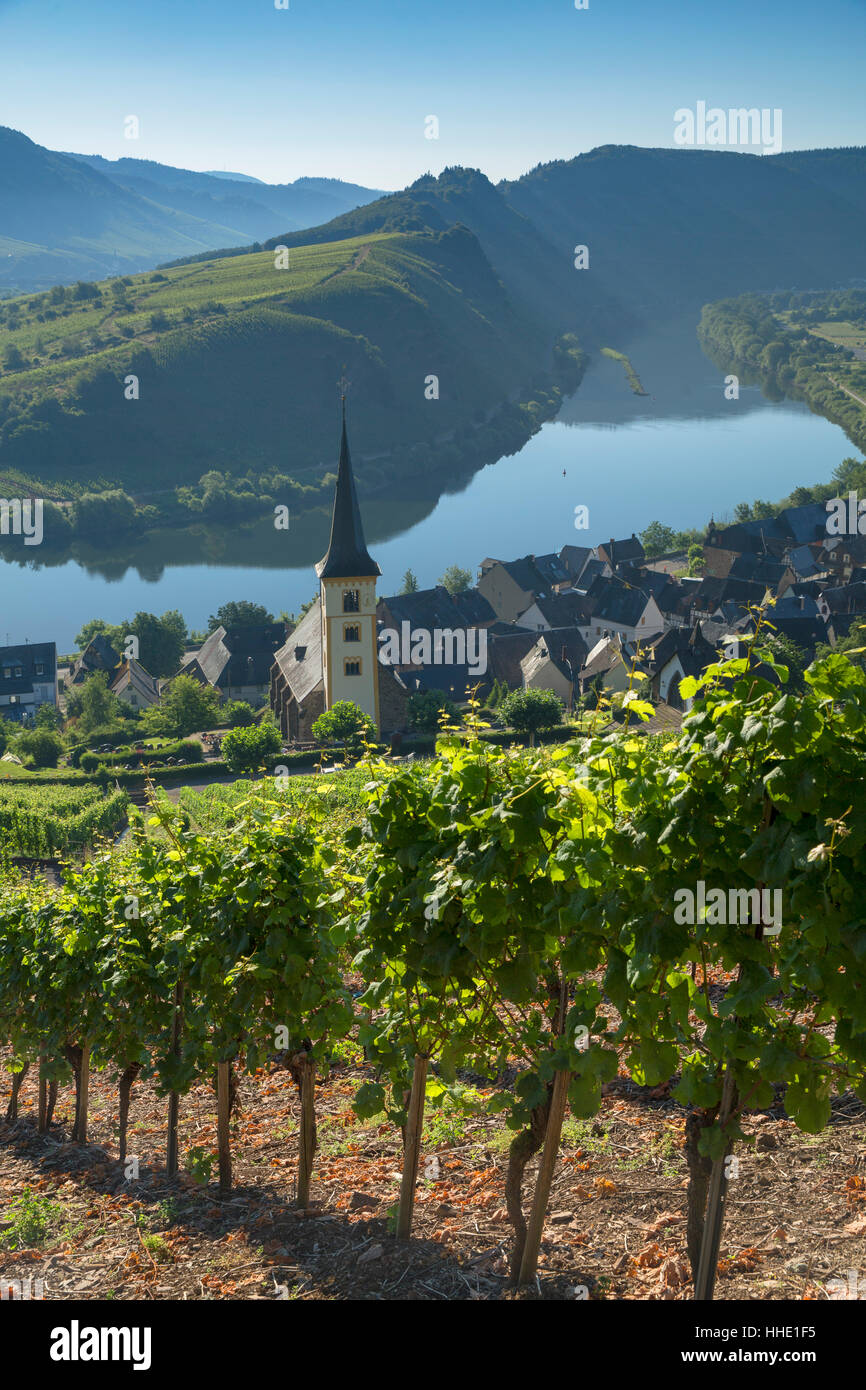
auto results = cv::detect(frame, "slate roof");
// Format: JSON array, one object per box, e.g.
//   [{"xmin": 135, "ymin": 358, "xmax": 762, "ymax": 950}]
[
  {"xmin": 379, "ymin": 586, "xmax": 496, "ymax": 631},
  {"xmin": 497, "ymin": 555, "xmax": 552, "ymax": 596},
  {"xmin": 822, "ymin": 581, "xmax": 866, "ymax": 614},
  {"xmin": 559, "ymin": 545, "xmax": 593, "ymax": 582},
  {"xmin": 317, "ymin": 406, "xmax": 380, "ymax": 581},
  {"xmin": 71, "ymin": 633, "xmax": 119, "ymax": 684},
  {"xmin": 573, "ymin": 558, "xmax": 608, "ymax": 593},
  {"xmin": 596, "ymin": 534, "xmax": 645, "ymax": 567},
  {"xmin": 690, "ymin": 575, "xmax": 767, "ymax": 612},
  {"xmin": 706, "ymin": 503, "xmax": 827, "ymax": 555},
  {"xmin": 728, "ymin": 553, "xmax": 789, "ymax": 586},
  {"xmin": 517, "ymin": 592, "xmax": 593, "ymax": 629},
  {"xmin": 646, "ymin": 624, "xmax": 717, "ymax": 680},
  {"xmin": 485, "ymin": 631, "xmax": 541, "ymax": 688},
  {"xmin": 521, "ymin": 630, "xmax": 588, "ymax": 686},
  {"xmin": 271, "ymin": 600, "xmax": 324, "ymax": 704},
  {"xmin": 590, "ymin": 582, "xmax": 651, "ymax": 629},
  {"xmin": 617, "ymin": 564, "xmax": 682, "ymax": 612},
  {"xmin": 189, "ymin": 623, "xmax": 287, "ymax": 688},
  {"xmin": 532, "ymin": 552, "xmax": 571, "ymax": 587},
  {"xmin": 402, "ymin": 665, "xmax": 481, "ymax": 701}
]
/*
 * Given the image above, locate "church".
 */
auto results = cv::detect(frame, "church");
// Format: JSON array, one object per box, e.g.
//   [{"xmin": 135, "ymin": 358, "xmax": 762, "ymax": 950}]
[{"xmin": 269, "ymin": 405, "xmax": 408, "ymax": 741}]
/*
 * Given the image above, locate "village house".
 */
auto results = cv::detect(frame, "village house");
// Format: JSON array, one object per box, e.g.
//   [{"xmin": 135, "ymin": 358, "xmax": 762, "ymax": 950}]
[
  {"xmin": 519, "ymin": 631, "xmax": 587, "ymax": 711},
  {"xmin": 477, "ymin": 552, "xmax": 571, "ymax": 623},
  {"xmin": 594, "ymin": 534, "xmax": 646, "ymax": 569},
  {"xmin": 70, "ymin": 633, "xmax": 120, "ymax": 685},
  {"xmin": 515, "ymin": 590, "xmax": 593, "ymax": 633},
  {"xmin": 581, "ymin": 575, "xmax": 665, "ymax": 645},
  {"xmin": 0, "ymin": 641, "xmax": 57, "ymax": 722},
  {"xmin": 703, "ymin": 503, "xmax": 828, "ymax": 578},
  {"xmin": 183, "ymin": 623, "xmax": 287, "ymax": 707},
  {"xmin": 110, "ymin": 658, "xmax": 161, "ymax": 711}
]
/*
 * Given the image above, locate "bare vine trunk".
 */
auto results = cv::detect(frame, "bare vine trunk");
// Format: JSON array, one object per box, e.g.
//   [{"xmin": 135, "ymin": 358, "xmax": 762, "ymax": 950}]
[
  {"xmin": 45, "ymin": 1078, "xmax": 58, "ymax": 1130},
  {"xmin": 64, "ymin": 1043, "xmax": 90, "ymax": 1143},
  {"xmin": 118, "ymin": 1062, "xmax": 141, "ymax": 1166},
  {"xmin": 5, "ymin": 1062, "xmax": 30, "ymax": 1122},
  {"xmin": 505, "ymin": 1097, "xmax": 551, "ymax": 1283}
]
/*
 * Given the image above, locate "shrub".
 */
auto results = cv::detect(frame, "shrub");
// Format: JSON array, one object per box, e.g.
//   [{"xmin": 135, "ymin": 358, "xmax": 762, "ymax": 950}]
[
  {"xmin": 13, "ymin": 729, "xmax": 64, "ymax": 768},
  {"xmin": 312, "ymin": 701, "xmax": 374, "ymax": 746},
  {"xmin": 222, "ymin": 723, "xmax": 281, "ymax": 773},
  {"xmin": 225, "ymin": 701, "xmax": 255, "ymax": 728}
]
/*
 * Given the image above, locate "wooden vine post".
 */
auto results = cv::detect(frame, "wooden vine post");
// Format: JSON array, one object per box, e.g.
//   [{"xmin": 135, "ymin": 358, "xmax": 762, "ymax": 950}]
[
  {"xmin": 118, "ymin": 1063, "xmax": 141, "ymax": 1166},
  {"xmin": 75, "ymin": 1044, "xmax": 91, "ymax": 1144},
  {"xmin": 517, "ymin": 1065, "xmax": 571, "ymax": 1285},
  {"xmin": 396, "ymin": 1053, "xmax": 429, "ymax": 1241},
  {"xmin": 166, "ymin": 981, "xmax": 184, "ymax": 1176},
  {"xmin": 37, "ymin": 1057, "xmax": 48, "ymax": 1133},
  {"xmin": 694, "ymin": 1066, "xmax": 737, "ymax": 1301},
  {"xmin": 287, "ymin": 1046, "xmax": 318, "ymax": 1210},
  {"xmin": 217, "ymin": 1060, "xmax": 232, "ymax": 1196}
]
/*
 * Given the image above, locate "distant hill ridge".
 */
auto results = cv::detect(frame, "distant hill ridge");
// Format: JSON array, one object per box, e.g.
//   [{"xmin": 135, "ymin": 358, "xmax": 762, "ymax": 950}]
[{"xmin": 0, "ymin": 126, "xmax": 384, "ymax": 292}]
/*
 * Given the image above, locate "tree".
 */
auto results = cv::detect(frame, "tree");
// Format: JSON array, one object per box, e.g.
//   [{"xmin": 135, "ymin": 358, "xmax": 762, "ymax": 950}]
[
  {"xmin": 225, "ymin": 700, "xmax": 255, "ymax": 728},
  {"xmin": 406, "ymin": 689, "xmax": 457, "ymax": 732},
  {"xmin": 126, "ymin": 612, "xmax": 185, "ymax": 680},
  {"xmin": 2, "ymin": 344, "xmax": 26, "ymax": 372},
  {"xmin": 72, "ymin": 491, "xmax": 138, "ymax": 539},
  {"xmin": 687, "ymin": 543, "xmax": 705, "ymax": 576},
  {"xmin": 208, "ymin": 601, "xmax": 275, "ymax": 632},
  {"xmin": 222, "ymin": 722, "xmax": 281, "ymax": 773},
  {"xmin": 68, "ymin": 672, "xmax": 122, "ymax": 733},
  {"xmin": 400, "ymin": 569, "xmax": 419, "ymax": 595},
  {"xmin": 156, "ymin": 676, "xmax": 221, "ymax": 737},
  {"xmin": 499, "ymin": 688, "xmax": 564, "ymax": 745},
  {"xmin": 312, "ymin": 701, "xmax": 374, "ymax": 746},
  {"xmin": 34, "ymin": 703, "xmax": 64, "ymax": 731},
  {"xmin": 438, "ymin": 564, "xmax": 472, "ymax": 596},
  {"xmin": 640, "ymin": 520, "xmax": 676, "ymax": 558},
  {"xmin": 74, "ymin": 618, "xmax": 123, "ymax": 654}
]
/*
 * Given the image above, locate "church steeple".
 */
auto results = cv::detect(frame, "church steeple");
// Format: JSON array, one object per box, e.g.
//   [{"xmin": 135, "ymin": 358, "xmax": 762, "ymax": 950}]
[{"xmin": 316, "ymin": 399, "xmax": 380, "ymax": 580}]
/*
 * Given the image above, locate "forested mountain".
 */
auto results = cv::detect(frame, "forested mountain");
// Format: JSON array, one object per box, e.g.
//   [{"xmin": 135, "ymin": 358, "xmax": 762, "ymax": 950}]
[
  {"xmin": 0, "ymin": 224, "xmax": 585, "ymax": 553},
  {"xmin": 0, "ymin": 127, "xmax": 382, "ymax": 292},
  {"xmin": 205, "ymin": 145, "xmax": 866, "ymax": 334}
]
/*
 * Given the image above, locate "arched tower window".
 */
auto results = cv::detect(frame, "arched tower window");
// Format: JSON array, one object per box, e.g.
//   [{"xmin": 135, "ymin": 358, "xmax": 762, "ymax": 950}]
[{"xmin": 343, "ymin": 589, "xmax": 360, "ymax": 613}]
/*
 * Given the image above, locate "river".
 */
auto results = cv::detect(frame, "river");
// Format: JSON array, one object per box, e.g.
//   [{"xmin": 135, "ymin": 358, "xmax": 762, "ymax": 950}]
[{"xmin": 0, "ymin": 317, "xmax": 857, "ymax": 652}]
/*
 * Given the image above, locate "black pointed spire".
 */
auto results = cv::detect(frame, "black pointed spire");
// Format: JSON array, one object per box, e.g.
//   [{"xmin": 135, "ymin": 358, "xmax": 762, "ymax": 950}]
[{"xmin": 316, "ymin": 398, "xmax": 380, "ymax": 580}]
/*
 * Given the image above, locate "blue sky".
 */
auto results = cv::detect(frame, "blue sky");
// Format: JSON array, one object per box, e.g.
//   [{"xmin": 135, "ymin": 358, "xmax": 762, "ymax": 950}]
[{"xmin": 2, "ymin": 0, "xmax": 864, "ymax": 187}]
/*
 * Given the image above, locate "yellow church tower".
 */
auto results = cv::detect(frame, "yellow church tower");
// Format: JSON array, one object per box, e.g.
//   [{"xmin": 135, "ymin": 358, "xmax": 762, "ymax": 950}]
[{"xmin": 315, "ymin": 399, "xmax": 381, "ymax": 728}]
